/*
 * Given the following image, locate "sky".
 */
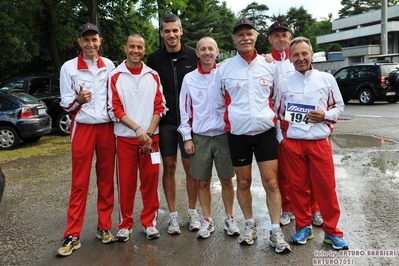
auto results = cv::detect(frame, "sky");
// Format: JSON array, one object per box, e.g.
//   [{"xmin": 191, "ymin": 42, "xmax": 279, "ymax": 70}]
[{"xmin": 224, "ymin": 0, "xmax": 343, "ymax": 21}]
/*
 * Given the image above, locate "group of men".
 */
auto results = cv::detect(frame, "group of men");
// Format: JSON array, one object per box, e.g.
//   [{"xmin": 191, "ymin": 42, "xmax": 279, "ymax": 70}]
[{"xmin": 56, "ymin": 13, "xmax": 349, "ymax": 257}]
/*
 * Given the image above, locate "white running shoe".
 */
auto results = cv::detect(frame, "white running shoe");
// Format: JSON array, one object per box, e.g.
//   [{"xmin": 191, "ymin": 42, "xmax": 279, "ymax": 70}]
[
  {"xmin": 197, "ymin": 218, "xmax": 215, "ymax": 239},
  {"xmin": 269, "ymin": 227, "xmax": 292, "ymax": 254},
  {"xmin": 239, "ymin": 221, "xmax": 258, "ymax": 245},
  {"xmin": 312, "ymin": 212, "xmax": 323, "ymax": 227},
  {"xmin": 224, "ymin": 215, "xmax": 241, "ymax": 236},
  {"xmin": 280, "ymin": 212, "xmax": 295, "ymax": 226},
  {"xmin": 188, "ymin": 212, "xmax": 201, "ymax": 231},
  {"xmin": 116, "ymin": 228, "xmax": 132, "ymax": 242},
  {"xmin": 144, "ymin": 227, "xmax": 160, "ymax": 240},
  {"xmin": 167, "ymin": 216, "xmax": 182, "ymax": 235}
]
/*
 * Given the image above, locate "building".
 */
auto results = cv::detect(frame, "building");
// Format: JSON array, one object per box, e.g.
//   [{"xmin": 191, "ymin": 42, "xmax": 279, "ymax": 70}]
[{"xmin": 314, "ymin": 4, "xmax": 399, "ymax": 72}]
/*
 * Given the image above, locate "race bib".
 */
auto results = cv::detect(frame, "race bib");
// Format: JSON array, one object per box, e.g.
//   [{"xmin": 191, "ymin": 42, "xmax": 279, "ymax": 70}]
[{"xmin": 285, "ymin": 102, "xmax": 316, "ymax": 125}]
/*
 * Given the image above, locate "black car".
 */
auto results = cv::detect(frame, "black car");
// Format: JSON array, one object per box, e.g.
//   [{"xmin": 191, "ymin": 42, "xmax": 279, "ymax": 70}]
[
  {"xmin": 0, "ymin": 73, "xmax": 71, "ymax": 135},
  {"xmin": 0, "ymin": 166, "xmax": 4, "ymax": 203},
  {"xmin": 333, "ymin": 63, "xmax": 399, "ymax": 105},
  {"xmin": 0, "ymin": 90, "xmax": 52, "ymax": 150}
]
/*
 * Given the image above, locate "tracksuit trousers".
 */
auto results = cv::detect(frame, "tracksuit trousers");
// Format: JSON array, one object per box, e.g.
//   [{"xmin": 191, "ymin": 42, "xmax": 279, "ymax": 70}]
[
  {"xmin": 116, "ymin": 136, "xmax": 160, "ymax": 230},
  {"xmin": 282, "ymin": 138, "xmax": 344, "ymax": 237},
  {"xmin": 64, "ymin": 122, "xmax": 115, "ymax": 238}
]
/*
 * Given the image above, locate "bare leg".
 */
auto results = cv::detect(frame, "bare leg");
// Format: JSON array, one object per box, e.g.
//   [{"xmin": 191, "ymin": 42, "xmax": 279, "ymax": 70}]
[
  {"xmin": 220, "ymin": 178, "xmax": 235, "ymax": 216},
  {"xmin": 162, "ymin": 155, "xmax": 177, "ymax": 212},
  {"xmin": 258, "ymin": 159, "xmax": 281, "ymax": 225},
  {"xmin": 182, "ymin": 157, "xmax": 198, "ymax": 210},
  {"xmin": 198, "ymin": 179, "xmax": 211, "ymax": 217},
  {"xmin": 234, "ymin": 165, "xmax": 253, "ymax": 219}
]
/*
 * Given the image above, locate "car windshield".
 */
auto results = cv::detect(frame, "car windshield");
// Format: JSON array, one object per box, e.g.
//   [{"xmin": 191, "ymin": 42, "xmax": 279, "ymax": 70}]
[
  {"xmin": 9, "ymin": 92, "xmax": 41, "ymax": 104},
  {"xmin": 0, "ymin": 79, "xmax": 24, "ymax": 91},
  {"xmin": 381, "ymin": 64, "xmax": 399, "ymax": 76}
]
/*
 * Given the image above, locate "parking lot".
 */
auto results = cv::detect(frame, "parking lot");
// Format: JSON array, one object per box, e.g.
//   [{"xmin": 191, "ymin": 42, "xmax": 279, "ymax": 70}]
[{"xmin": 0, "ymin": 102, "xmax": 398, "ymax": 266}]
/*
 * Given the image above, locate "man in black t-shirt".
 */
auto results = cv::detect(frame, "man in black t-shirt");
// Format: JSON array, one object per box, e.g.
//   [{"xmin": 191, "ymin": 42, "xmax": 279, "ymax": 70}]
[{"xmin": 147, "ymin": 13, "xmax": 200, "ymax": 235}]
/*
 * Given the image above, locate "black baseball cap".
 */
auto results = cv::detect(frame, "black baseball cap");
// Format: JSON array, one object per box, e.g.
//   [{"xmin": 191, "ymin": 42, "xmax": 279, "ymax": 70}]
[
  {"xmin": 268, "ymin": 22, "xmax": 291, "ymax": 35},
  {"xmin": 232, "ymin": 18, "xmax": 257, "ymax": 34},
  {"xmin": 79, "ymin": 23, "xmax": 100, "ymax": 36}
]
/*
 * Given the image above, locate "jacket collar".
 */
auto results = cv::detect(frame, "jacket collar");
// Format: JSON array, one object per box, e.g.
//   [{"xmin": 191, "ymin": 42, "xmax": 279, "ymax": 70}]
[{"xmin": 77, "ymin": 52, "xmax": 106, "ymax": 70}]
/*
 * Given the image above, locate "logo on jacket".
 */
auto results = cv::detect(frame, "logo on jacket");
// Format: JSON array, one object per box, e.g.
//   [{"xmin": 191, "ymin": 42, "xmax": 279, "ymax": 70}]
[
  {"xmin": 259, "ymin": 78, "xmax": 268, "ymax": 87},
  {"xmin": 235, "ymin": 83, "xmax": 241, "ymax": 89},
  {"xmin": 198, "ymin": 90, "xmax": 203, "ymax": 97}
]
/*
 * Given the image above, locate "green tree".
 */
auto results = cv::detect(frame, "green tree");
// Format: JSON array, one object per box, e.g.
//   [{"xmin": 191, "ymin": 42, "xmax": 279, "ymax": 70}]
[
  {"xmin": 285, "ymin": 6, "xmax": 315, "ymax": 37},
  {"xmin": 180, "ymin": 0, "xmax": 236, "ymax": 57},
  {"xmin": 304, "ymin": 14, "xmax": 339, "ymax": 52},
  {"xmin": 338, "ymin": 0, "xmax": 399, "ymax": 18}
]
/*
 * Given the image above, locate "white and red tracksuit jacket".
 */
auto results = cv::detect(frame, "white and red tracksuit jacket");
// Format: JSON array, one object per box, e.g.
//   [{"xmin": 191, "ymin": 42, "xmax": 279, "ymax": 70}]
[
  {"xmin": 275, "ymin": 67, "xmax": 344, "ymax": 142},
  {"xmin": 60, "ymin": 52, "xmax": 115, "ymax": 125},
  {"xmin": 214, "ymin": 51, "xmax": 276, "ymax": 136},
  {"xmin": 108, "ymin": 61, "xmax": 167, "ymax": 137},
  {"xmin": 178, "ymin": 63, "xmax": 226, "ymax": 141}
]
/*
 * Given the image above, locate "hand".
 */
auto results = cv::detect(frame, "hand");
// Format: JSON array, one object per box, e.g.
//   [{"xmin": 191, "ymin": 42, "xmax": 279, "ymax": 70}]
[
  {"xmin": 136, "ymin": 128, "xmax": 151, "ymax": 148},
  {"xmin": 261, "ymin": 54, "xmax": 275, "ymax": 63},
  {"xmin": 307, "ymin": 110, "xmax": 325, "ymax": 123},
  {"xmin": 184, "ymin": 140, "xmax": 195, "ymax": 155},
  {"xmin": 76, "ymin": 84, "xmax": 92, "ymax": 104}
]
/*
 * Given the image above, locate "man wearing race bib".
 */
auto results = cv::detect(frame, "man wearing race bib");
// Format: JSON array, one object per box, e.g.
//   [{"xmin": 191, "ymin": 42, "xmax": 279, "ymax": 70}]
[
  {"xmin": 274, "ymin": 37, "xmax": 348, "ymax": 250},
  {"xmin": 267, "ymin": 22, "xmax": 323, "ymax": 227}
]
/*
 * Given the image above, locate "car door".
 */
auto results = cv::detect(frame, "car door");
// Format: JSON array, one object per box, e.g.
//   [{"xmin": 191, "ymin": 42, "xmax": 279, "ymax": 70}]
[{"xmin": 334, "ymin": 67, "xmax": 355, "ymax": 101}]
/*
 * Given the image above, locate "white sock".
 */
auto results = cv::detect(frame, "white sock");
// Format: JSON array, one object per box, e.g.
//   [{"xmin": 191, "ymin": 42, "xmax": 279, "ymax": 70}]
[
  {"xmin": 271, "ymin": 224, "xmax": 280, "ymax": 231},
  {"xmin": 245, "ymin": 218, "xmax": 255, "ymax": 224},
  {"xmin": 169, "ymin": 211, "xmax": 178, "ymax": 218},
  {"xmin": 188, "ymin": 209, "xmax": 197, "ymax": 215}
]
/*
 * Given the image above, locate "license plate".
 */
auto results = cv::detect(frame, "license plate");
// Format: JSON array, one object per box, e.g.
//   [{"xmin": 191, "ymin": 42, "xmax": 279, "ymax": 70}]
[
  {"xmin": 38, "ymin": 108, "xmax": 46, "ymax": 115},
  {"xmin": 386, "ymin": 92, "xmax": 396, "ymax": 96}
]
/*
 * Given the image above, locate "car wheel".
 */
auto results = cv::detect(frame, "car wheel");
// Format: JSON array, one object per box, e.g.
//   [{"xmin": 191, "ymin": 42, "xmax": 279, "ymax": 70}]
[
  {"xmin": 358, "ymin": 88, "xmax": 375, "ymax": 105},
  {"xmin": 0, "ymin": 126, "xmax": 21, "ymax": 150},
  {"xmin": 56, "ymin": 111, "xmax": 71, "ymax": 135},
  {"xmin": 21, "ymin": 136, "xmax": 41, "ymax": 143}
]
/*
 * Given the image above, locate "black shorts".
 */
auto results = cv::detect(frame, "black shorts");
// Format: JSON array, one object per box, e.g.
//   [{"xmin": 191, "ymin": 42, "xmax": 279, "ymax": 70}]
[
  {"xmin": 227, "ymin": 128, "xmax": 278, "ymax": 167},
  {"xmin": 159, "ymin": 124, "xmax": 189, "ymax": 159}
]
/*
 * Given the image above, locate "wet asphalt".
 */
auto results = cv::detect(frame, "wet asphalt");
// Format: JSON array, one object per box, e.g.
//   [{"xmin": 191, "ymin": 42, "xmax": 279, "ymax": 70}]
[{"xmin": 1, "ymin": 101, "xmax": 398, "ymax": 266}]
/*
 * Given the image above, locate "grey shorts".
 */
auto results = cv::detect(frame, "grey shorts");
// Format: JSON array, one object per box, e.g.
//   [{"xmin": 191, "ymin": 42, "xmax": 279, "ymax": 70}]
[{"xmin": 189, "ymin": 133, "xmax": 234, "ymax": 180}]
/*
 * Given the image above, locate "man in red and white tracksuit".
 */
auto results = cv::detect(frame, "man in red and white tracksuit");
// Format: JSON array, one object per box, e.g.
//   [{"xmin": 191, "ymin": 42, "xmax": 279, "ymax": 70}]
[
  {"xmin": 275, "ymin": 36, "xmax": 348, "ymax": 250},
  {"xmin": 268, "ymin": 21, "xmax": 322, "ymax": 227},
  {"xmin": 58, "ymin": 22, "xmax": 116, "ymax": 256},
  {"xmin": 108, "ymin": 34, "xmax": 167, "ymax": 241}
]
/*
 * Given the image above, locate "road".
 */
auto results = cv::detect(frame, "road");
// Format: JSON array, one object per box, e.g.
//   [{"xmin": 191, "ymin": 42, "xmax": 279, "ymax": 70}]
[{"xmin": 0, "ymin": 102, "xmax": 398, "ymax": 266}]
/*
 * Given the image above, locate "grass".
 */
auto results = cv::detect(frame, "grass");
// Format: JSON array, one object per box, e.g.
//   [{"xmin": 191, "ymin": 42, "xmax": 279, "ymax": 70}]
[{"xmin": 0, "ymin": 134, "xmax": 71, "ymax": 163}]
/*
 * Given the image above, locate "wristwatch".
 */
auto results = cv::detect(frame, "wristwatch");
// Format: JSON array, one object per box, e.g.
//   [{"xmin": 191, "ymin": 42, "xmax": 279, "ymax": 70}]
[{"xmin": 147, "ymin": 133, "xmax": 154, "ymax": 138}]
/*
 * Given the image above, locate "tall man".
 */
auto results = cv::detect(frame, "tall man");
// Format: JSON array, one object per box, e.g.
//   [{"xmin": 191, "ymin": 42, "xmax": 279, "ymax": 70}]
[
  {"xmin": 214, "ymin": 18, "xmax": 291, "ymax": 254},
  {"xmin": 147, "ymin": 13, "xmax": 201, "ymax": 234},
  {"xmin": 267, "ymin": 22, "xmax": 323, "ymax": 227},
  {"xmin": 178, "ymin": 37, "xmax": 240, "ymax": 239},
  {"xmin": 275, "ymin": 37, "xmax": 348, "ymax": 250},
  {"xmin": 108, "ymin": 34, "xmax": 168, "ymax": 241},
  {"xmin": 58, "ymin": 23, "xmax": 116, "ymax": 256}
]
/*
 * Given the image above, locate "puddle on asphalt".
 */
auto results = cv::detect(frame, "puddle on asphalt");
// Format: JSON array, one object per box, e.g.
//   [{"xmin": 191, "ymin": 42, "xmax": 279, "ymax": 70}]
[
  {"xmin": 332, "ymin": 134, "xmax": 399, "ymax": 178},
  {"xmin": 331, "ymin": 134, "xmax": 396, "ymax": 148}
]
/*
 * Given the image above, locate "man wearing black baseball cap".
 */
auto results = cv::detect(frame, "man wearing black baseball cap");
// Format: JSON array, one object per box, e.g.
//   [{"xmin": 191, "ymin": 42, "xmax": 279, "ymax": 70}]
[
  {"xmin": 57, "ymin": 22, "xmax": 117, "ymax": 256},
  {"xmin": 232, "ymin": 18, "xmax": 257, "ymax": 34},
  {"xmin": 78, "ymin": 22, "xmax": 101, "ymax": 36},
  {"xmin": 214, "ymin": 18, "xmax": 291, "ymax": 254}
]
